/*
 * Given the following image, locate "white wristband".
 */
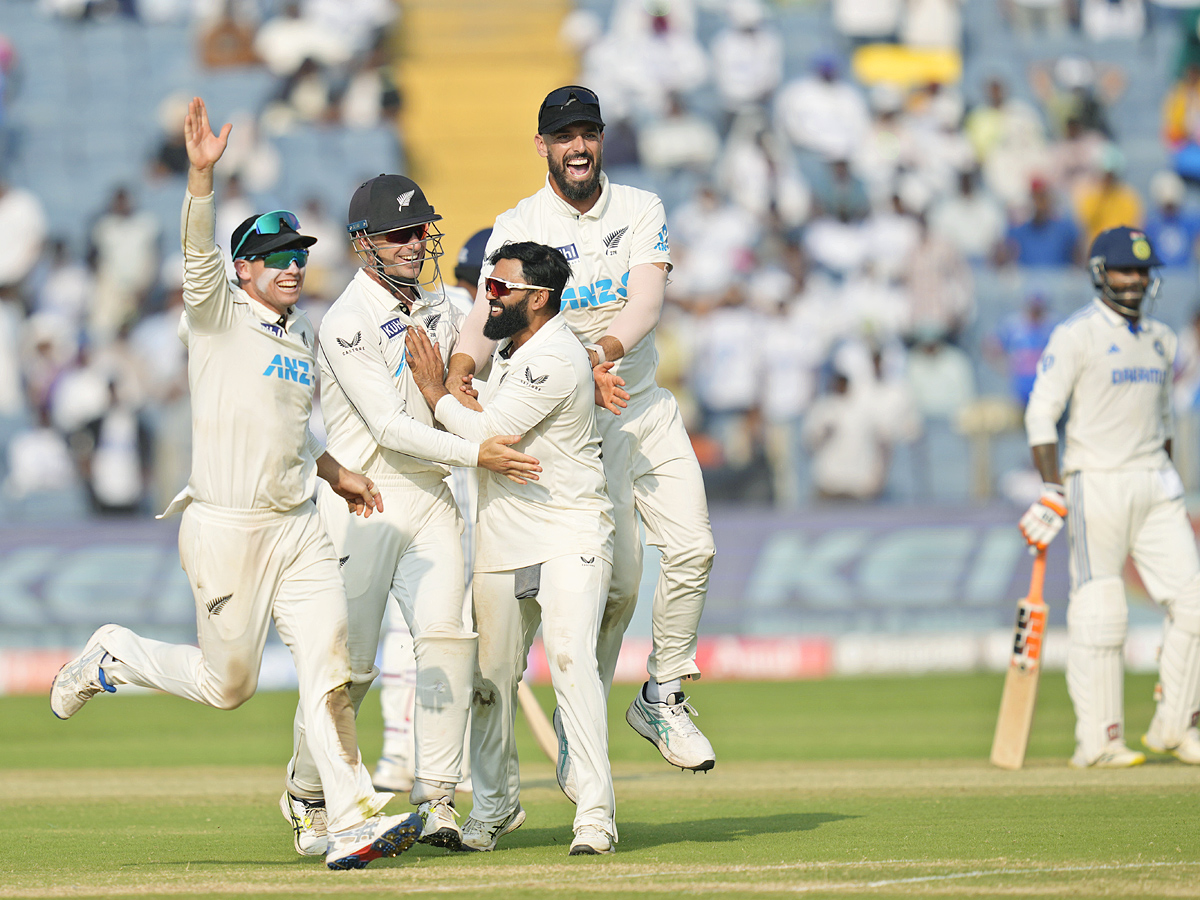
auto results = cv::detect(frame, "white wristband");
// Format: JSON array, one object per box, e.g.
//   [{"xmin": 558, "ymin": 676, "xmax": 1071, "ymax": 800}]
[{"xmin": 586, "ymin": 343, "xmax": 606, "ymax": 365}]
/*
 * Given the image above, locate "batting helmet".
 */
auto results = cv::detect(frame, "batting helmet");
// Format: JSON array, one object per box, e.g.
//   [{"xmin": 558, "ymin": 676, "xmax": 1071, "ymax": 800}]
[{"xmin": 1088, "ymin": 226, "xmax": 1162, "ymax": 315}]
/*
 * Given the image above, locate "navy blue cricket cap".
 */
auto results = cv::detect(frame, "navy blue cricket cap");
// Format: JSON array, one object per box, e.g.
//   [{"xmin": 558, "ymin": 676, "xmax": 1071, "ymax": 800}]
[
  {"xmin": 455, "ymin": 227, "xmax": 492, "ymax": 282},
  {"xmin": 538, "ymin": 85, "xmax": 605, "ymax": 135},
  {"xmin": 1089, "ymin": 226, "xmax": 1163, "ymax": 268}
]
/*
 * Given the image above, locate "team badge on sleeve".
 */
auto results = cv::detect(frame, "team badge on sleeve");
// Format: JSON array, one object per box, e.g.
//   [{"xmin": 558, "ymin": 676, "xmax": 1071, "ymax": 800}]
[
  {"xmin": 1040, "ymin": 354, "xmax": 1055, "ymax": 372},
  {"xmin": 654, "ymin": 223, "xmax": 670, "ymax": 253}
]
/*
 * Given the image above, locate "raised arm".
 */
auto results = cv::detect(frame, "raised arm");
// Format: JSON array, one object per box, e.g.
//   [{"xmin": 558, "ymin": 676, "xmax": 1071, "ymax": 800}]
[{"xmin": 184, "ymin": 96, "xmax": 231, "ymax": 200}]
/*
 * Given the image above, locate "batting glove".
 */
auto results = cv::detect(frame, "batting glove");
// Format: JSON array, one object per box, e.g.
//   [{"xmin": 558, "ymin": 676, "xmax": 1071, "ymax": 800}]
[{"xmin": 1019, "ymin": 483, "xmax": 1067, "ymax": 551}]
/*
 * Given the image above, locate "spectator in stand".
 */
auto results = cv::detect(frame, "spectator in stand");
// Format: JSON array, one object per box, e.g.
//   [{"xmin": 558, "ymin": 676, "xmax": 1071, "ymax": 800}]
[
  {"xmin": 832, "ymin": 0, "xmax": 902, "ymax": 44},
  {"xmin": 1030, "ymin": 56, "xmax": 1123, "ymax": 140},
  {"xmin": 710, "ymin": 0, "xmax": 783, "ymax": 122},
  {"xmin": 1047, "ymin": 115, "xmax": 1106, "ymax": 199},
  {"xmin": 904, "ymin": 214, "xmax": 974, "ymax": 343},
  {"xmin": 810, "ymin": 157, "xmax": 871, "ymax": 223},
  {"xmin": 1162, "ymin": 63, "xmax": 1200, "ymax": 183},
  {"xmin": 3, "ymin": 406, "xmax": 78, "ymax": 502},
  {"xmin": 965, "ymin": 77, "xmax": 1044, "ymax": 164},
  {"xmin": 0, "ymin": 178, "xmax": 48, "ymax": 294},
  {"xmin": 1073, "ymin": 143, "xmax": 1144, "ymax": 246},
  {"xmin": 853, "ymin": 84, "xmax": 920, "ymax": 206},
  {"xmin": 928, "ymin": 167, "xmax": 1007, "ymax": 264},
  {"xmin": 339, "ymin": 34, "xmax": 403, "ymax": 130},
  {"xmin": 253, "ymin": 0, "xmax": 351, "ymax": 79},
  {"xmin": 965, "ymin": 77, "xmax": 1049, "ymax": 209},
  {"xmin": 668, "ymin": 184, "xmax": 761, "ymax": 301},
  {"xmin": 716, "ymin": 114, "xmax": 811, "ymax": 232},
  {"xmin": 1080, "ymin": 0, "xmax": 1146, "ymax": 40},
  {"xmin": 906, "ymin": 327, "xmax": 977, "ymax": 421},
  {"xmin": 34, "ymin": 239, "xmax": 93, "ymax": 327},
  {"xmin": 901, "ymin": 0, "xmax": 964, "ymax": 50},
  {"xmin": 1173, "ymin": 307, "xmax": 1200, "ymax": 413},
  {"xmin": 1004, "ymin": 0, "xmax": 1070, "ymax": 36},
  {"xmin": 803, "ymin": 364, "xmax": 894, "ymax": 501},
  {"xmin": 87, "ymin": 186, "xmax": 160, "ymax": 345},
  {"xmin": 1003, "ymin": 177, "xmax": 1082, "ymax": 267},
  {"xmin": 1143, "ymin": 170, "xmax": 1200, "ymax": 268},
  {"xmin": 148, "ymin": 93, "xmax": 191, "ymax": 179},
  {"xmin": 984, "ymin": 292, "xmax": 1057, "ymax": 407},
  {"xmin": 775, "ymin": 53, "xmax": 871, "ymax": 170},
  {"xmin": 638, "ymin": 93, "xmax": 721, "ymax": 176}
]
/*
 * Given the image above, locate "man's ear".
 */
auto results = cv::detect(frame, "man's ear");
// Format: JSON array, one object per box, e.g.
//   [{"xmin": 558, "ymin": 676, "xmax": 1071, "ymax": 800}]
[
  {"xmin": 233, "ymin": 258, "xmax": 251, "ymax": 284},
  {"xmin": 530, "ymin": 288, "xmax": 553, "ymax": 314},
  {"xmin": 534, "ymin": 133, "xmax": 549, "ymax": 160}
]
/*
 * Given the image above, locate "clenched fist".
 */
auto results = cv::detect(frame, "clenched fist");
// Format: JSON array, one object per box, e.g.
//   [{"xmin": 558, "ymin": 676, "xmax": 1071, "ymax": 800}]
[{"xmin": 1019, "ymin": 484, "xmax": 1067, "ymax": 551}]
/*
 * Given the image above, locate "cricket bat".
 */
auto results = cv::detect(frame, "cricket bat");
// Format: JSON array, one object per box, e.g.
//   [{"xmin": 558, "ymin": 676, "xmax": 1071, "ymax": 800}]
[
  {"xmin": 517, "ymin": 680, "xmax": 558, "ymax": 762},
  {"xmin": 990, "ymin": 548, "xmax": 1049, "ymax": 770}
]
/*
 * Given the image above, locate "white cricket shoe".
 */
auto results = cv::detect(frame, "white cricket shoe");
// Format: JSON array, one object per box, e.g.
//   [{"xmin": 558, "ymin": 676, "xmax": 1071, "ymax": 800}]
[
  {"xmin": 372, "ymin": 754, "xmax": 414, "ymax": 793},
  {"xmin": 553, "ymin": 707, "xmax": 578, "ymax": 804},
  {"xmin": 1069, "ymin": 740, "xmax": 1146, "ymax": 769},
  {"xmin": 459, "ymin": 804, "xmax": 525, "ymax": 852},
  {"xmin": 417, "ymin": 796, "xmax": 462, "ymax": 850},
  {"xmin": 569, "ymin": 824, "xmax": 615, "ymax": 856},
  {"xmin": 325, "ymin": 812, "xmax": 421, "ymax": 870},
  {"xmin": 626, "ymin": 685, "xmax": 716, "ymax": 771},
  {"xmin": 279, "ymin": 791, "xmax": 328, "ymax": 856},
  {"xmin": 1142, "ymin": 721, "xmax": 1200, "ymax": 764},
  {"xmin": 50, "ymin": 626, "xmax": 117, "ymax": 720}
]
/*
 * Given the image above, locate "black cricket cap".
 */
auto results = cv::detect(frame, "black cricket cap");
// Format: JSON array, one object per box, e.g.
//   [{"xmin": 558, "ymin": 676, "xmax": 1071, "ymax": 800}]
[
  {"xmin": 538, "ymin": 85, "xmax": 605, "ymax": 135},
  {"xmin": 230, "ymin": 214, "xmax": 316, "ymax": 260},
  {"xmin": 347, "ymin": 174, "xmax": 441, "ymax": 235}
]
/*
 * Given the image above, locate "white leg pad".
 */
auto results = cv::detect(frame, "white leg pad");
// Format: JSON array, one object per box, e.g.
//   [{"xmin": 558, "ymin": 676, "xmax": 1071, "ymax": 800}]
[
  {"xmin": 1154, "ymin": 575, "xmax": 1200, "ymax": 746},
  {"xmin": 411, "ymin": 632, "xmax": 478, "ymax": 800},
  {"xmin": 1067, "ymin": 577, "xmax": 1128, "ymax": 763}
]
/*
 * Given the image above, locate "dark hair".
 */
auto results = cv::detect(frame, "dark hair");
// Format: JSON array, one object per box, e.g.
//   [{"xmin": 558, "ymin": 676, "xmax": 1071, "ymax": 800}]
[{"xmin": 487, "ymin": 241, "xmax": 572, "ymax": 313}]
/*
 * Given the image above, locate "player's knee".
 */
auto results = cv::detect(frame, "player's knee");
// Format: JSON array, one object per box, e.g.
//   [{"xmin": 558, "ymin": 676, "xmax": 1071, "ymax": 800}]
[
  {"xmin": 1068, "ymin": 577, "xmax": 1128, "ymax": 648},
  {"xmin": 1167, "ymin": 573, "xmax": 1200, "ymax": 634},
  {"xmin": 212, "ymin": 678, "xmax": 257, "ymax": 710},
  {"xmin": 662, "ymin": 542, "xmax": 715, "ymax": 590}
]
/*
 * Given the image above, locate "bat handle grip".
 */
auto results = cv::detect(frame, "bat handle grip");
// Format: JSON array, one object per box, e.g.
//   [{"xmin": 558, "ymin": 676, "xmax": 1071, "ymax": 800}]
[{"xmin": 1028, "ymin": 548, "xmax": 1047, "ymax": 604}]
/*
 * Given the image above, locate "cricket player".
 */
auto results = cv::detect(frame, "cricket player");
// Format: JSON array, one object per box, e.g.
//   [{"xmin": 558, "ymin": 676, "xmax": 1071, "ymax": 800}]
[
  {"xmin": 1022, "ymin": 225, "xmax": 1200, "ymax": 768},
  {"xmin": 448, "ymin": 86, "xmax": 717, "ymax": 798},
  {"xmin": 408, "ymin": 241, "xmax": 618, "ymax": 855},
  {"xmin": 49, "ymin": 97, "xmax": 422, "ymax": 870},
  {"xmin": 374, "ymin": 227, "xmax": 493, "ymax": 795},
  {"xmin": 283, "ymin": 179, "xmax": 540, "ymax": 855}
]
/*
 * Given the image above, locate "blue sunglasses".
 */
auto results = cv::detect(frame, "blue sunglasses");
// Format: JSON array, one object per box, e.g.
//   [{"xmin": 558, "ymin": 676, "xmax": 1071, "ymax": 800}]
[{"xmin": 232, "ymin": 210, "xmax": 302, "ymax": 259}]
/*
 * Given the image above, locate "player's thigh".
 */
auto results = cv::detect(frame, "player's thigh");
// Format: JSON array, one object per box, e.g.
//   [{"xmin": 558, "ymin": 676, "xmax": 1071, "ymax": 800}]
[
  {"xmin": 472, "ymin": 570, "xmax": 526, "ymax": 685},
  {"xmin": 597, "ymin": 407, "xmax": 643, "ymax": 597},
  {"xmin": 317, "ymin": 480, "xmax": 404, "ymax": 669},
  {"xmin": 392, "ymin": 485, "xmax": 466, "ymax": 637},
  {"xmin": 537, "ymin": 555, "xmax": 610, "ymax": 670},
  {"xmin": 273, "ymin": 507, "xmax": 353, "ymax": 691},
  {"xmin": 1131, "ymin": 482, "xmax": 1200, "ymax": 601},
  {"xmin": 629, "ymin": 390, "xmax": 713, "ymax": 557},
  {"xmin": 1065, "ymin": 471, "xmax": 1136, "ymax": 585},
  {"xmin": 179, "ymin": 504, "xmax": 281, "ymax": 669}
]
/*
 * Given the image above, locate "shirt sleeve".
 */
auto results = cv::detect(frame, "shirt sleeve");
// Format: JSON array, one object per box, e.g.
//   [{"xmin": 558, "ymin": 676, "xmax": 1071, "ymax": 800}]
[
  {"xmin": 180, "ymin": 191, "xmax": 239, "ymax": 335},
  {"xmin": 625, "ymin": 194, "xmax": 672, "ymax": 271},
  {"xmin": 1025, "ymin": 323, "xmax": 1081, "ymax": 447},
  {"xmin": 319, "ymin": 316, "xmax": 480, "ymax": 468},
  {"xmin": 305, "ymin": 427, "xmax": 325, "ymax": 462},
  {"xmin": 604, "ymin": 263, "xmax": 665, "ymax": 352},
  {"xmin": 435, "ymin": 352, "xmax": 575, "ymax": 443}
]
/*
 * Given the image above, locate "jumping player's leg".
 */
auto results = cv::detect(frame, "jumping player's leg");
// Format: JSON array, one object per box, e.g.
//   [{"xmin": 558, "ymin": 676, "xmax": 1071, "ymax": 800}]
[{"xmin": 376, "ymin": 614, "xmax": 417, "ymax": 791}]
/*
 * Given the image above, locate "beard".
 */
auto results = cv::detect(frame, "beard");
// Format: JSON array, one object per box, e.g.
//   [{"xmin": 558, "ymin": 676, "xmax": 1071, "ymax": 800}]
[
  {"xmin": 548, "ymin": 147, "xmax": 603, "ymax": 203},
  {"xmin": 483, "ymin": 296, "xmax": 531, "ymax": 341}
]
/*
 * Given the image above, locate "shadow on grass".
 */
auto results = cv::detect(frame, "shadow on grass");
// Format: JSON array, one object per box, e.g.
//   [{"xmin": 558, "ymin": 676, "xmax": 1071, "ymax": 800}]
[{"xmin": 504, "ymin": 812, "xmax": 855, "ymax": 852}]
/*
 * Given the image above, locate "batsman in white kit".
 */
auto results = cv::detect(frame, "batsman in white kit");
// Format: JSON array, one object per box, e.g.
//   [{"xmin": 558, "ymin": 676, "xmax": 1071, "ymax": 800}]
[
  {"xmin": 448, "ymin": 87, "xmax": 717, "ymax": 800},
  {"xmin": 281, "ymin": 178, "xmax": 540, "ymax": 855},
  {"xmin": 1022, "ymin": 225, "xmax": 1200, "ymax": 768},
  {"xmin": 49, "ymin": 97, "xmax": 422, "ymax": 870},
  {"xmin": 408, "ymin": 241, "xmax": 618, "ymax": 855}
]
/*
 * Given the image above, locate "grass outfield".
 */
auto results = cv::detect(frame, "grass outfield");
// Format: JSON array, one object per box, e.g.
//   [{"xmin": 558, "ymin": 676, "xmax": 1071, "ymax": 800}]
[{"xmin": 4, "ymin": 673, "xmax": 1200, "ymax": 899}]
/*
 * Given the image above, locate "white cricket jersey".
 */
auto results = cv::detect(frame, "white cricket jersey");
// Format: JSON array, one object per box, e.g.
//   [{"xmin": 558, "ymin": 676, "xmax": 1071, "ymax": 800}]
[
  {"xmin": 485, "ymin": 172, "xmax": 672, "ymax": 397},
  {"xmin": 318, "ymin": 269, "xmax": 478, "ymax": 479},
  {"xmin": 1026, "ymin": 297, "xmax": 1175, "ymax": 474},
  {"xmin": 434, "ymin": 315, "xmax": 614, "ymax": 572},
  {"xmin": 169, "ymin": 191, "xmax": 323, "ymax": 513}
]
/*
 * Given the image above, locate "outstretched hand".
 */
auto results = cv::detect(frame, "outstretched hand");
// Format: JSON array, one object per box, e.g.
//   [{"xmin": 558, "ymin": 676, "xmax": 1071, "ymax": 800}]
[{"xmin": 184, "ymin": 96, "xmax": 231, "ymax": 172}]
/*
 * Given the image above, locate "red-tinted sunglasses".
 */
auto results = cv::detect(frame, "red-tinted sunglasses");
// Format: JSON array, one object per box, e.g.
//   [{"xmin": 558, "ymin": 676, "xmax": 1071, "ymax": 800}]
[
  {"xmin": 383, "ymin": 224, "xmax": 429, "ymax": 244},
  {"xmin": 485, "ymin": 277, "xmax": 552, "ymax": 298}
]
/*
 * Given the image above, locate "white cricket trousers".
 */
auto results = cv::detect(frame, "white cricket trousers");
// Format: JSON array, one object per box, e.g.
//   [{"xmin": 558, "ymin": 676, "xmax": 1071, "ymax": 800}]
[
  {"xmin": 289, "ymin": 475, "xmax": 475, "ymax": 804},
  {"xmin": 471, "ymin": 554, "xmax": 615, "ymax": 836},
  {"xmin": 98, "ymin": 500, "xmax": 387, "ymax": 832},
  {"xmin": 596, "ymin": 386, "xmax": 715, "ymax": 689},
  {"xmin": 1066, "ymin": 468, "xmax": 1200, "ymax": 757}
]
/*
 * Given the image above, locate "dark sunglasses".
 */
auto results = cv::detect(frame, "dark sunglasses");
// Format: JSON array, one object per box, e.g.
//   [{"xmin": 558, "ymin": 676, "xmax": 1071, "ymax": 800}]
[
  {"xmin": 486, "ymin": 277, "xmax": 551, "ymax": 298},
  {"xmin": 383, "ymin": 224, "xmax": 429, "ymax": 245},
  {"xmin": 544, "ymin": 86, "xmax": 600, "ymax": 107},
  {"xmin": 232, "ymin": 209, "xmax": 301, "ymax": 259},
  {"xmin": 252, "ymin": 248, "xmax": 309, "ymax": 269}
]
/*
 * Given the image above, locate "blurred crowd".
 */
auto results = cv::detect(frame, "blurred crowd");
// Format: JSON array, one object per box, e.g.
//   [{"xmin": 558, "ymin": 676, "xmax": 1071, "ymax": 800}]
[{"xmin": 5, "ymin": 0, "xmax": 1200, "ymax": 518}]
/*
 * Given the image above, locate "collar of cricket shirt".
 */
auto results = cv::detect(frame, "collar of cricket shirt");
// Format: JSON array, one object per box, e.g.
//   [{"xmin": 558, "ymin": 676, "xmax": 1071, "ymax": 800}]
[
  {"xmin": 1092, "ymin": 295, "xmax": 1142, "ymax": 334},
  {"xmin": 496, "ymin": 313, "xmax": 568, "ymax": 364},
  {"xmin": 240, "ymin": 284, "xmax": 293, "ymax": 329},
  {"xmin": 543, "ymin": 170, "xmax": 611, "ymax": 221}
]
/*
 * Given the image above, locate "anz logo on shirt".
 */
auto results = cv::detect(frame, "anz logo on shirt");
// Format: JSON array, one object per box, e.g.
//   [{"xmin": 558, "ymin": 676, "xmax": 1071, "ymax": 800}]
[
  {"xmin": 263, "ymin": 354, "xmax": 312, "ymax": 385},
  {"xmin": 561, "ymin": 271, "xmax": 629, "ymax": 310}
]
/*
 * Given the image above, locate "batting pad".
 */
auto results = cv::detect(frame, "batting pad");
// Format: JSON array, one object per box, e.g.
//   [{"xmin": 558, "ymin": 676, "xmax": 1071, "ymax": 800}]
[{"xmin": 1067, "ymin": 578, "xmax": 1128, "ymax": 760}]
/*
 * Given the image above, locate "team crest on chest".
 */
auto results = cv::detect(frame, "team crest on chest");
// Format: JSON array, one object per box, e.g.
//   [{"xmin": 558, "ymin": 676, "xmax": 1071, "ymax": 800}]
[{"xmin": 603, "ymin": 227, "xmax": 628, "ymax": 256}]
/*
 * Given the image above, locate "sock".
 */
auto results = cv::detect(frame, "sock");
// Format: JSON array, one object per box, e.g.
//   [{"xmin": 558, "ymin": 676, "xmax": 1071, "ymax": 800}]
[{"xmin": 644, "ymin": 678, "xmax": 681, "ymax": 704}]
